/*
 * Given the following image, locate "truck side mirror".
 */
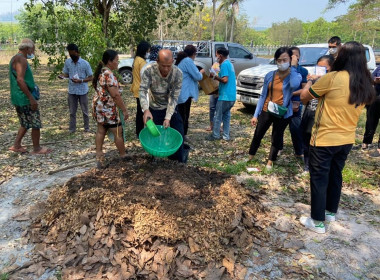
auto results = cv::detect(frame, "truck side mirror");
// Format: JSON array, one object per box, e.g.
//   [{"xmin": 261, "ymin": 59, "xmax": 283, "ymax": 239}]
[{"xmin": 245, "ymin": 53, "xmax": 253, "ymax": 59}]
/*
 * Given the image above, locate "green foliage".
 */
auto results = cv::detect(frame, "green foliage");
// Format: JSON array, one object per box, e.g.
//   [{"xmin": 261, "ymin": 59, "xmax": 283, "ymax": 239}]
[
  {"xmin": 0, "ymin": 273, "xmax": 9, "ymax": 280},
  {"xmin": 268, "ymin": 18, "xmax": 304, "ymax": 45},
  {"xmin": 17, "ymin": 0, "xmax": 201, "ymax": 76},
  {"xmin": 18, "ymin": 3, "xmax": 106, "ymax": 79},
  {"xmin": 0, "ymin": 23, "xmax": 26, "ymax": 44}
]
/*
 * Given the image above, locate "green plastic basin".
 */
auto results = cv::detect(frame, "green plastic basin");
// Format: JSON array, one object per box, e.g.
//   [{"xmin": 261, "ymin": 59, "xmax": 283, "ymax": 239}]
[{"xmin": 139, "ymin": 125, "xmax": 183, "ymax": 157}]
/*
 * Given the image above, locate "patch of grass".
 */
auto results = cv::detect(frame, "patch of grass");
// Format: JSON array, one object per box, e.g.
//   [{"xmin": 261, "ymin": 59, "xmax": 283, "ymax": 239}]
[
  {"xmin": 54, "ymin": 270, "xmax": 62, "ymax": 280},
  {"xmin": 245, "ymin": 178, "xmax": 263, "ymax": 189},
  {"xmin": 342, "ymin": 163, "xmax": 379, "ymax": 189},
  {"xmin": 0, "ymin": 273, "xmax": 9, "ymax": 280}
]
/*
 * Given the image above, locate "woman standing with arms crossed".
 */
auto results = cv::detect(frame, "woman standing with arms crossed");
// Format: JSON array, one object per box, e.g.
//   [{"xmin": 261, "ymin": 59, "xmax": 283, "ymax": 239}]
[
  {"xmin": 93, "ymin": 50, "xmax": 129, "ymax": 167},
  {"xmin": 248, "ymin": 47, "xmax": 301, "ymax": 169},
  {"xmin": 300, "ymin": 42, "xmax": 375, "ymax": 233},
  {"xmin": 131, "ymin": 41, "xmax": 150, "ymax": 137}
]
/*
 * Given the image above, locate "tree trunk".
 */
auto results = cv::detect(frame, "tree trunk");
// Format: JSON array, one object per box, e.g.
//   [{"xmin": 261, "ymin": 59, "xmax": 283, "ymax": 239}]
[
  {"xmin": 225, "ymin": 21, "xmax": 228, "ymax": 41},
  {"xmin": 229, "ymin": 16, "xmax": 234, "ymax": 42},
  {"xmin": 211, "ymin": 0, "xmax": 217, "ymax": 40},
  {"xmin": 96, "ymin": 0, "xmax": 113, "ymax": 40}
]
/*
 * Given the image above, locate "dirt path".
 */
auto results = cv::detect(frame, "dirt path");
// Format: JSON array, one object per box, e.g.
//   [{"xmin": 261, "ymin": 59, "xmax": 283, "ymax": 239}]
[{"xmin": 0, "ymin": 169, "xmax": 89, "ymax": 278}]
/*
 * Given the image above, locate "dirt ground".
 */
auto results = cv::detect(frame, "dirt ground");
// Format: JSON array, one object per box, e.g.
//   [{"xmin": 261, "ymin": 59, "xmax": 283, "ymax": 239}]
[{"xmin": 0, "ymin": 63, "xmax": 379, "ymax": 280}]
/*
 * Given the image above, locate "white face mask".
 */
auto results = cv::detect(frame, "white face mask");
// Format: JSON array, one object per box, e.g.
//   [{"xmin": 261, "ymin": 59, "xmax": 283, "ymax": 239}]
[
  {"xmin": 329, "ymin": 48, "xmax": 338, "ymax": 55},
  {"xmin": 277, "ymin": 62, "xmax": 289, "ymax": 71},
  {"xmin": 145, "ymin": 53, "xmax": 150, "ymax": 59},
  {"xmin": 27, "ymin": 53, "xmax": 35, "ymax": 59}
]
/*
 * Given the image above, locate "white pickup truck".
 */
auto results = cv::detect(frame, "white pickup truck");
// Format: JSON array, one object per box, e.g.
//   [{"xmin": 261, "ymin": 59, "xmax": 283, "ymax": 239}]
[
  {"xmin": 236, "ymin": 43, "xmax": 377, "ymax": 108},
  {"xmin": 118, "ymin": 40, "xmax": 269, "ymax": 84}
]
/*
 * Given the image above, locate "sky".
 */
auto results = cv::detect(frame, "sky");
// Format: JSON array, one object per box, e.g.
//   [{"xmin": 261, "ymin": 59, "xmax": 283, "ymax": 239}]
[
  {"xmin": 239, "ymin": 0, "xmax": 354, "ymax": 27},
  {"xmin": 1, "ymin": 0, "xmax": 354, "ymax": 27}
]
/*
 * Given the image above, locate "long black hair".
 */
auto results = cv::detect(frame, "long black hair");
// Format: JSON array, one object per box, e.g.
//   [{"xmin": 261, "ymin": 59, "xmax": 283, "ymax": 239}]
[
  {"xmin": 93, "ymin": 49, "xmax": 118, "ymax": 89},
  {"xmin": 175, "ymin": 45, "xmax": 197, "ymax": 66},
  {"xmin": 332, "ymin": 41, "xmax": 375, "ymax": 105},
  {"xmin": 135, "ymin": 41, "xmax": 150, "ymax": 59}
]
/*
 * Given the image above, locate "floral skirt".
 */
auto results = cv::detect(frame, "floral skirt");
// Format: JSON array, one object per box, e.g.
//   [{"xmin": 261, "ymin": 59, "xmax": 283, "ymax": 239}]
[{"xmin": 92, "ymin": 97, "xmax": 119, "ymax": 125}]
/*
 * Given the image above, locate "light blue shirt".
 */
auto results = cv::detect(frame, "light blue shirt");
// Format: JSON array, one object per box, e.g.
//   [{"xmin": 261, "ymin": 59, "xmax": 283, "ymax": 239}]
[
  {"xmin": 177, "ymin": 57, "xmax": 203, "ymax": 104},
  {"xmin": 63, "ymin": 57, "xmax": 93, "ymax": 95},
  {"xmin": 253, "ymin": 67, "xmax": 302, "ymax": 119},
  {"xmin": 218, "ymin": 59, "xmax": 236, "ymax": 101}
]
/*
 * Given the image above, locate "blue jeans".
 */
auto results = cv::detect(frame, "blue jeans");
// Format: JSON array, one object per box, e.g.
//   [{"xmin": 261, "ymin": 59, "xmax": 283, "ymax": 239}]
[
  {"xmin": 212, "ymin": 100, "xmax": 235, "ymax": 140},
  {"xmin": 209, "ymin": 94, "xmax": 219, "ymax": 123}
]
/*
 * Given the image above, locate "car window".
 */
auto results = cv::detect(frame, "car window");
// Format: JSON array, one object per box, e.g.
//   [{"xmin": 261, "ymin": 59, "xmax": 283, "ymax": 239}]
[
  {"xmin": 229, "ymin": 46, "xmax": 250, "ymax": 59},
  {"xmin": 365, "ymin": 48, "xmax": 370, "ymax": 62},
  {"xmin": 298, "ymin": 47, "xmax": 328, "ymax": 66}
]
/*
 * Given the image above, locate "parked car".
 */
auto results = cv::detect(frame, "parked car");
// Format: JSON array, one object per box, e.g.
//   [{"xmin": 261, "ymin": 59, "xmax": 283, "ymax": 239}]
[
  {"xmin": 236, "ymin": 43, "xmax": 377, "ymax": 108},
  {"xmin": 118, "ymin": 40, "xmax": 269, "ymax": 84}
]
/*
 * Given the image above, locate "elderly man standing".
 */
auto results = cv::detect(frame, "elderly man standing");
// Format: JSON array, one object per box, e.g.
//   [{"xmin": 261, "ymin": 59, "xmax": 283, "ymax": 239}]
[
  {"xmin": 9, "ymin": 38, "xmax": 51, "ymax": 154},
  {"xmin": 59, "ymin": 43, "xmax": 93, "ymax": 133},
  {"xmin": 139, "ymin": 49, "xmax": 186, "ymax": 162}
]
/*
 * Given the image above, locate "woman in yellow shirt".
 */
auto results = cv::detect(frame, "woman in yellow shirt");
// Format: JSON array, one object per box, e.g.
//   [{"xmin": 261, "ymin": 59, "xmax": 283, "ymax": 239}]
[
  {"xmin": 131, "ymin": 41, "xmax": 150, "ymax": 137},
  {"xmin": 300, "ymin": 42, "xmax": 375, "ymax": 234}
]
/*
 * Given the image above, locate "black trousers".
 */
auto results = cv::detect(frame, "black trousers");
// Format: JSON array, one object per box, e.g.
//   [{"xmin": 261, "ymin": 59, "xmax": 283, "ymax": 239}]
[
  {"xmin": 177, "ymin": 97, "xmax": 192, "ymax": 136},
  {"xmin": 363, "ymin": 96, "xmax": 380, "ymax": 148},
  {"xmin": 249, "ymin": 111, "xmax": 290, "ymax": 161},
  {"xmin": 301, "ymin": 108, "xmax": 316, "ymax": 167},
  {"xmin": 135, "ymin": 98, "xmax": 144, "ymax": 137},
  {"xmin": 150, "ymin": 107, "xmax": 186, "ymax": 163},
  {"xmin": 309, "ymin": 144, "xmax": 352, "ymax": 221}
]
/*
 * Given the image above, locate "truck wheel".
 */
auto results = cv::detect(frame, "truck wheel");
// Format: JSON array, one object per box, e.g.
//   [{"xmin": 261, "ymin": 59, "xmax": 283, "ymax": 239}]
[{"xmin": 119, "ymin": 68, "xmax": 133, "ymax": 84}]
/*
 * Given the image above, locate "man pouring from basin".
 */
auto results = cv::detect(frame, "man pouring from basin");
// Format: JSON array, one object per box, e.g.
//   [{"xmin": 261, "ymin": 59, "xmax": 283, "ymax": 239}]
[{"xmin": 139, "ymin": 49, "xmax": 186, "ymax": 163}]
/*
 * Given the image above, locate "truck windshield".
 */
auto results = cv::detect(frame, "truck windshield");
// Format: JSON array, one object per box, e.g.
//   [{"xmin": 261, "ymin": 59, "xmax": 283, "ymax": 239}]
[{"xmin": 299, "ymin": 47, "xmax": 328, "ymax": 66}]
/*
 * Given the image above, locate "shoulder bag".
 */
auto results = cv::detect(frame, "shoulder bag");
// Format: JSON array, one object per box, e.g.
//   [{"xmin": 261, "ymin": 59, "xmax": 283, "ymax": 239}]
[{"xmin": 267, "ymin": 71, "xmax": 288, "ymax": 118}]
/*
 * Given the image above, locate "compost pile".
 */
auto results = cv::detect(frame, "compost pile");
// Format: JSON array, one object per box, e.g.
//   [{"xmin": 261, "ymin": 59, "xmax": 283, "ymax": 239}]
[{"xmin": 21, "ymin": 156, "xmax": 270, "ymax": 279}]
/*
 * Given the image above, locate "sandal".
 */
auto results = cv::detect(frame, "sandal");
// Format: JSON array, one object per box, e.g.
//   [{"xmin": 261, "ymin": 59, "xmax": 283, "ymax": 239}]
[
  {"xmin": 31, "ymin": 147, "xmax": 52, "ymax": 155},
  {"xmin": 9, "ymin": 146, "xmax": 28, "ymax": 153}
]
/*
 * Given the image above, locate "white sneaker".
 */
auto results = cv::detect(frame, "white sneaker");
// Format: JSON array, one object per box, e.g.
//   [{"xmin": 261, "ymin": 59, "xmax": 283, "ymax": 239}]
[
  {"xmin": 325, "ymin": 211, "xmax": 336, "ymax": 222},
  {"xmin": 300, "ymin": 216, "xmax": 326, "ymax": 234}
]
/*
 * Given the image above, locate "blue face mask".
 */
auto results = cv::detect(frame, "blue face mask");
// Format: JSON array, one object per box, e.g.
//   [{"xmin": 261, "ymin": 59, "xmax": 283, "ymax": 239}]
[{"xmin": 27, "ymin": 53, "xmax": 35, "ymax": 59}]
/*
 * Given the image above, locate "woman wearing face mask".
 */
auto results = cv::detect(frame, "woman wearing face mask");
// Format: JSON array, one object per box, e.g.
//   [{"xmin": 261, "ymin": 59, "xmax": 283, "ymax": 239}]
[
  {"xmin": 131, "ymin": 41, "xmax": 151, "ymax": 137},
  {"xmin": 247, "ymin": 47, "xmax": 301, "ymax": 169},
  {"xmin": 175, "ymin": 45, "xmax": 205, "ymax": 142},
  {"xmin": 301, "ymin": 55, "xmax": 334, "ymax": 172},
  {"xmin": 299, "ymin": 42, "xmax": 375, "ymax": 233}
]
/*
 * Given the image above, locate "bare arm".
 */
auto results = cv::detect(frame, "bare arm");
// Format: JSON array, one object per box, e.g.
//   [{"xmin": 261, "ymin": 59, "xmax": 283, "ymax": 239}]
[
  {"xmin": 108, "ymin": 86, "xmax": 128, "ymax": 116},
  {"xmin": 14, "ymin": 56, "xmax": 38, "ymax": 110},
  {"xmin": 300, "ymin": 80, "xmax": 314, "ymax": 105},
  {"xmin": 293, "ymin": 82, "xmax": 307, "ymax": 96}
]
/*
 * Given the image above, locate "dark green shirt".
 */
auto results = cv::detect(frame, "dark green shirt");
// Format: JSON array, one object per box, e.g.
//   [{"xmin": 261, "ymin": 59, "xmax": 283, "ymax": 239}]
[{"xmin": 9, "ymin": 54, "xmax": 35, "ymax": 106}]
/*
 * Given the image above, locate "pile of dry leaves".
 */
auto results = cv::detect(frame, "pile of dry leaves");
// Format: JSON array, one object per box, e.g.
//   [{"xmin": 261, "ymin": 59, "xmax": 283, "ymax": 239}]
[{"xmin": 16, "ymin": 156, "xmax": 270, "ymax": 279}]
